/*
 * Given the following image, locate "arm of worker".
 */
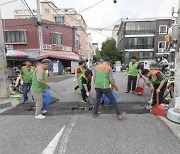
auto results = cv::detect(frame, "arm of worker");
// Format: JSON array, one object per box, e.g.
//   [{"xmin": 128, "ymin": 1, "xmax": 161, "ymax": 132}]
[
  {"xmin": 156, "ymin": 72, "xmax": 165, "ymax": 93},
  {"xmin": 82, "ymin": 77, "xmax": 89, "ymax": 96},
  {"xmin": 36, "ymin": 69, "xmax": 50, "ymax": 88},
  {"xmin": 125, "ymin": 65, "xmax": 129, "ymax": 75}
]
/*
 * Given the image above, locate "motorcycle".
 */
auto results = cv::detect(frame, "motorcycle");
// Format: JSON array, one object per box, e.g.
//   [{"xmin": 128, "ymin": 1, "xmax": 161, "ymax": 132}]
[{"xmin": 11, "ymin": 75, "xmax": 30, "ymax": 94}]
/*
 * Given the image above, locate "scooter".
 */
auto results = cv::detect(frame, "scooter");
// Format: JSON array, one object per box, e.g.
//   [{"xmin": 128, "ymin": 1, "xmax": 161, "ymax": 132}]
[{"xmin": 11, "ymin": 75, "xmax": 30, "ymax": 94}]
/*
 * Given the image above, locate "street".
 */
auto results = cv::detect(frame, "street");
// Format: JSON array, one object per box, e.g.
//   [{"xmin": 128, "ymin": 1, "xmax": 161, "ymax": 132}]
[{"xmin": 0, "ymin": 72, "xmax": 180, "ymax": 154}]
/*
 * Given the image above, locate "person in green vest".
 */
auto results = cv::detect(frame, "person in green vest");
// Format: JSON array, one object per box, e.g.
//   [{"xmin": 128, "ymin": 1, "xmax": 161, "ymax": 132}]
[
  {"xmin": 93, "ymin": 57, "xmax": 126, "ymax": 120},
  {"xmin": 141, "ymin": 69, "xmax": 168, "ymax": 106},
  {"xmin": 78, "ymin": 69, "xmax": 92, "ymax": 103},
  {"xmin": 20, "ymin": 60, "xmax": 35, "ymax": 104},
  {"xmin": 125, "ymin": 56, "xmax": 140, "ymax": 94},
  {"xmin": 73, "ymin": 60, "xmax": 85, "ymax": 92},
  {"xmin": 31, "ymin": 59, "xmax": 51, "ymax": 120}
]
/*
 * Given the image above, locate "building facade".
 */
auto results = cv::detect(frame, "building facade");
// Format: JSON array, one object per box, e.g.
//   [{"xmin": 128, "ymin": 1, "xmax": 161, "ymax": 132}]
[
  {"xmin": 3, "ymin": 18, "xmax": 79, "ymax": 74},
  {"xmin": 117, "ymin": 18, "xmax": 173, "ymax": 64},
  {"xmin": 14, "ymin": 1, "xmax": 90, "ymax": 60}
]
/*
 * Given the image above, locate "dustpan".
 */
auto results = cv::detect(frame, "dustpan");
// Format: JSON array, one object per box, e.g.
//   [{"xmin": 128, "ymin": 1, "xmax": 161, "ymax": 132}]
[{"xmin": 150, "ymin": 93, "xmax": 165, "ymax": 116}]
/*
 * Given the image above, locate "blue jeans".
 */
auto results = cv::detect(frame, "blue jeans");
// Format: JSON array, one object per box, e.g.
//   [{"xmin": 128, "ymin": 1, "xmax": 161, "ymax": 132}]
[
  {"xmin": 23, "ymin": 83, "xmax": 31, "ymax": 102},
  {"xmin": 93, "ymin": 88, "xmax": 121, "ymax": 115}
]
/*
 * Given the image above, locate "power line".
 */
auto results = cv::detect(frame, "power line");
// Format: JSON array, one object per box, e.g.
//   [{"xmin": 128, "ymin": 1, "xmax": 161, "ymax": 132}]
[
  {"xmin": 78, "ymin": 0, "xmax": 106, "ymax": 13},
  {"xmin": 21, "ymin": 0, "xmax": 36, "ymax": 19},
  {"xmin": 0, "ymin": 0, "xmax": 17, "ymax": 6}
]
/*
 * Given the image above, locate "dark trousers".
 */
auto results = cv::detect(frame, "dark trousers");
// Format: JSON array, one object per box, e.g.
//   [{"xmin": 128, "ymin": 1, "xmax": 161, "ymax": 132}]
[
  {"xmin": 127, "ymin": 75, "xmax": 137, "ymax": 91},
  {"xmin": 161, "ymin": 65, "xmax": 168, "ymax": 73},
  {"xmin": 93, "ymin": 88, "xmax": 121, "ymax": 115},
  {"xmin": 23, "ymin": 83, "xmax": 31, "ymax": 101},
  {"xmin": 152, "ymin": 82, "xmax": 167, "ymax": 105}
]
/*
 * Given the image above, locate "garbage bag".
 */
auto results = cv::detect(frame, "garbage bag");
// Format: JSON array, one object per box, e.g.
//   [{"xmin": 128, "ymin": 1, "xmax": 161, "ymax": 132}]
[
  {"xmin": 43, "ymin": 88, "xmax": 51, "ymax": 106},
  {"xmin": 102, "ymin": 90, "xmax": 120, "ymax": 105}
]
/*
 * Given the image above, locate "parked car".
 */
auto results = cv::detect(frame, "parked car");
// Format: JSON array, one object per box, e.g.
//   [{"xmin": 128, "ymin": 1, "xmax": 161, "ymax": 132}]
[{"xmin": 138, "ymin": 59, "xmax": 158, "ymax": 70}]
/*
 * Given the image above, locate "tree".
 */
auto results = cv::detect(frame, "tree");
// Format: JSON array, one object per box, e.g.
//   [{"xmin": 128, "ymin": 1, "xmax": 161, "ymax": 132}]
[
  {"xmin": 93, "ymin": 48, "xmax": 101, "ymax": 62},
  {"xmin": 100, "ymin": 38, "xmax": 121, "ymax": 64}
]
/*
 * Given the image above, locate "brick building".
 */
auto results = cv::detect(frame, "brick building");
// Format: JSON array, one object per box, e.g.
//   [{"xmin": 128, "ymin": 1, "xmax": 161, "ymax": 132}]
[{"xmin": 3, "ymin": 18, "xmax": 79, "ymax": 74}]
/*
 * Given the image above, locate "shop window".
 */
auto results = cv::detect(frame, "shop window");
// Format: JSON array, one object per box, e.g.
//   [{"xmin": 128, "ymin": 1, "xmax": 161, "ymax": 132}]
[{"xmin": 5, "ymin": 30, "xmax": 27, "ymax": 44}]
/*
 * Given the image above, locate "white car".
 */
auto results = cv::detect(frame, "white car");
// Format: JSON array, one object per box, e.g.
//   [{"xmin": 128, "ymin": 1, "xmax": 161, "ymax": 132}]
[{"xmin": 138, "ymin": 59, "xmax": 158, "ymax": 70}]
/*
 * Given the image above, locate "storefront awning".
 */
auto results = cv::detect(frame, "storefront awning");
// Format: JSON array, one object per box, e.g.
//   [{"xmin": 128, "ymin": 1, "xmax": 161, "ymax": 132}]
[
  {"xmin": 37, "ymin": 50, "xmax": 79, "ymax": 61},
  {"xmin": 19, "ymin": 49, "xmax": 79, "ymax": 61}
]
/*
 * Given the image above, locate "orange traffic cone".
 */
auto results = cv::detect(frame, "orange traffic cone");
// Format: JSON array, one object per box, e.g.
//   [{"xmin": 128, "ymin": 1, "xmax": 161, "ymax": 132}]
[{"xmin": 150, "ymin": 93, "xmax": 166, "ymax": 116}]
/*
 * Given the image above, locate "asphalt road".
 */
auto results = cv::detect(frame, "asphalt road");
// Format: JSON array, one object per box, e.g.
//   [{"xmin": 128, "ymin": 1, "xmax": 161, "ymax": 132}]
[{"xmin": 0, "ymin": 72, "xmax": 180, "ymax": 154}]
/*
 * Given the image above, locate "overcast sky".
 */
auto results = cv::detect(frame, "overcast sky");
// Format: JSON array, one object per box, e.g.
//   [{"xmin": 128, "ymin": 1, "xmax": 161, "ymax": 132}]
[{"xmin": 0, "ymin": 0, "xmax": 179, "ymax": 48}]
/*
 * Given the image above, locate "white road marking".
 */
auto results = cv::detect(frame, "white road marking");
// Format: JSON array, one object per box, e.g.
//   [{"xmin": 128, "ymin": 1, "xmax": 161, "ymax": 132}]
[
  {"xmin": 58, "ymin": 116, "xmax": 77, "ymax": 154},
  {"xmin": 41, "ymin": 126, "xmax": 65, "ymax": 154}
]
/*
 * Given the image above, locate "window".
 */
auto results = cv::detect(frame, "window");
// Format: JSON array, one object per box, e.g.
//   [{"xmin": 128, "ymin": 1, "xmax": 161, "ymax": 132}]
[
  {"xmin": 55, "ymin": 16, "xmax": 65, "ymax": 23},
  {"xmin": 158, "ymin": 41, "xmax": 166, "ymax": 49},
  {"xmin": 51, "ymin": 33, "xmax": 62, "ymax": 45},
  {"xmin": 45, "ymin": 9, "xmax": 49, "ymax": 14},
  {"xmin": 159, "ymin": 25, "xmax": 167, "ymax": 34},
  {"xmin": 5, "ymin": 30, "xmax": 27, "ymax": 44},
  {"xmin": 125, "ymin": 37, "xmax": 154, "ymax": 49}
]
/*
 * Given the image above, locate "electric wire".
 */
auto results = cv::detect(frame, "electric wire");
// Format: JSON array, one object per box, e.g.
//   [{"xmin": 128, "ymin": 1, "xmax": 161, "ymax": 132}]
[{"xmin": 78, "ymin": 0, "xmax": 106, "ymax": 13}]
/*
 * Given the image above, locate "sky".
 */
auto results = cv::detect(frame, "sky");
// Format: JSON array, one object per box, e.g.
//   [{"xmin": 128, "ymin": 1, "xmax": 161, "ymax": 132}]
[{"xmin": 0, "ymin": 0, "xmax": 179, "ymax": 48}]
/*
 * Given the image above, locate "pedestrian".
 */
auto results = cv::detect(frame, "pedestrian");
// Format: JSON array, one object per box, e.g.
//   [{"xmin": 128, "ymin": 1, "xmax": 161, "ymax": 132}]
[
  {"xmin": 141, "ymin": 69, "xmax": 168, "ymax": 107},
  {"xmin": 20, "ymin": 60, "xmax": 35, "ymax": 104},
  {"xmin": 125, "ymin": 56, "xmax": 140, "ymax": 94},
  {"xmin": 78, "ymin": 69, "xmax": 92, "ymax": 103},
  {"xmin": 31, "ymin": 59, "xmax": 51, "ymax": 120},
  {"xmin": 73, "ymin": 60, "xmax": 85, "ymax": 92},
  {"xmin": 93, "ymin": 57, "xmax": 126, "ymax": 120},
  {"xmin": 158, "ymin": 57, "xmax": 169, "ymax": 73}
]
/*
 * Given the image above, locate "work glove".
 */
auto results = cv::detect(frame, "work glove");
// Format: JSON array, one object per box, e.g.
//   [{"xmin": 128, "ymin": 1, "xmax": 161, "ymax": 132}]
[{"xmin": 20, "ymin": 81, "xmax": 23, "ymax": 85}]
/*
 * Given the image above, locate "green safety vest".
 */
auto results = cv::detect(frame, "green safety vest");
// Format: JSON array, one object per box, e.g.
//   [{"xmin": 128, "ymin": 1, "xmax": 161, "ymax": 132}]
[
  {"xmin": 128, "ymin": 62, "xmax": 138, "ymax": 76},
  {"xmin": 95, "ymin": 63, "xmax": 111, "ymax": 89},
  {"xmin": 77, "ymin": 74, "xmax": 88, "ymax": 89},
  {"xmin": 31, "ymin": 68, "xmax": 47, "ymax": 92},
  {"xmin": 21, "ymin": 66, "xmax": 35, "ymax": 83},
  {"xmin": 148, "ymin": 70, "xmax": 168, "ymax": 84}
]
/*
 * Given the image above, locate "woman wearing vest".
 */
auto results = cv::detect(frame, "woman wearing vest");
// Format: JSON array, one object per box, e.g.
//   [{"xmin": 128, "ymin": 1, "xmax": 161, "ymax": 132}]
[
  {"xmin": 20, "ymin": 61, "xmax": 35, "ymax": 104},
  {"xmin": 31, "ymin": 59, "xmax": 51, "ymax": 120},
  {"xmin": 141, "ymin": 69, "xmax": 168, "ymax": 106},
  {"xmin": 93, "ymin": 57, "xmax": 126, "ymax": 120},
  {"xmin": 73, "ymin": 61, "xmax": 85, "ymax": 92},
  {"xmin": 125, "ymin": 56, "xmax": 139, "ymax": 94},
  {"xmin": 78, "ymin": 69, "xmax": 92, "ymax": 103}
]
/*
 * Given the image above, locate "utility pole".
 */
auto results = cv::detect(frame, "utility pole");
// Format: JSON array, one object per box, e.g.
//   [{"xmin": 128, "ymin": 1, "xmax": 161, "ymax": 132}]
[
  {"xmin": 167, "ymin": 0, "xmax": 180, "ymax": 123},
  {"xmin": 0, "ymin": 9, "xmax": 9, "ymax": 97},
  {"xmin": 174, "ymin": 0, "xmax": 180, "ymax": 112},
  {"xmin": 36, "ymin": 0, "xmax": 43, "ymax": 54}
]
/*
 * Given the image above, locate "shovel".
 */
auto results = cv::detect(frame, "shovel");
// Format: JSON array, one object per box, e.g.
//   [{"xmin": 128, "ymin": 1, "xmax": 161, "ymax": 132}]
[{"xmin": 150, "ymin": 93, "xmax": 166, "ymax": 116}]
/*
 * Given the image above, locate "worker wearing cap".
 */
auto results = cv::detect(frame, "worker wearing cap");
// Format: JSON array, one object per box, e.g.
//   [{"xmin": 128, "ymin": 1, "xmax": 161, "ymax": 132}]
[
  {"xmin": 20, "ymin": 60, "xmax": 35, "ymax": 104},
  {"xmin": 141, "ymin": 69, "xmax": 168, "ymax": 106},
  {"xmin": 93, "ymin": 57, "xmax": 126, "ymax": 120},
  {"xmin": 31, "ymin": 59, "xmax": 51, "ymax": 120}
]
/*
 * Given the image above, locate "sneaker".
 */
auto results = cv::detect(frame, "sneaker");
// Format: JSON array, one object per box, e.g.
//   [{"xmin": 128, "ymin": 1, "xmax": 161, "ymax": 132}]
[
  {"xmin": 125, "ymin": 91, "xmax": 129, "ymax": 93},
  {"xmin": 82, "ymin": 100, "xmax": 87, "ymax": 103},
  {"xmin": 41, "ymin": 110, "xmax": 47, "ymax": 114},
  {"xmin": 22, "ymin": 100, "xmax": 28, "ymax": 104},
  {"xmin": 35, "ymin": 114, "xmax": 45, "ymax": 120},
  {"xmin": 117, "ymin": 112, "xmax": 126, "ymax": 120}
]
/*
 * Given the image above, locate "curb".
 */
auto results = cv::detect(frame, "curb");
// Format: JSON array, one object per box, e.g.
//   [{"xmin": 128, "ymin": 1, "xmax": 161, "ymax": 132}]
[
  {"xmin": 0, "ymin": 98, "xmax": 19, "ymax": 114},
  {"xmin": 159, "ymin": 116, "xmax": 180, "ymax": 140}
]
